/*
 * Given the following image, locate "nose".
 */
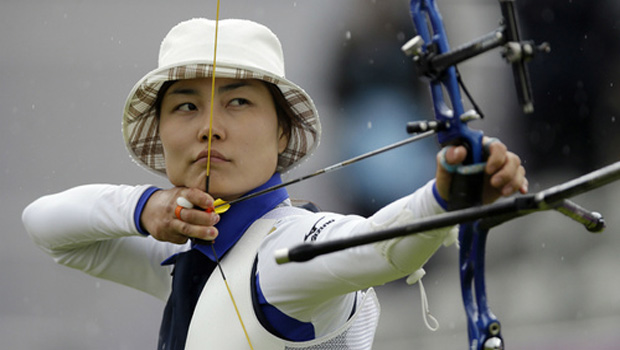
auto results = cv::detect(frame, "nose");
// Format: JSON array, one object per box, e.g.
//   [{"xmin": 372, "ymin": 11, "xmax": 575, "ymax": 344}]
[{"xmin": 198, "ymin": 109, "xmax": 224, "ymax": 142}]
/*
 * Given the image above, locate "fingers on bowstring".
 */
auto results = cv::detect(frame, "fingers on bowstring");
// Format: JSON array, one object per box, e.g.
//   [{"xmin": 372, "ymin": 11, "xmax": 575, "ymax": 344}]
[
  {"xmin": 170, "ymin": 215, "xmax": 219, "ymax": 242},
  {"xmin": 182, "ymin": 187, "xmax": 215, "ymax": 210},
  {"xmin": 173, "ymin": 203, "xmax": 220, "ymax": 229},
  {"xmin": 174, "ymin": 187, "xmax": 217, "ymax": 220},
  {"xmin": 178, "ymin": 206, "xmax": 220, "ymax": 227},
  {"xmin": 172, "ymin": 188, "xmax": 219, "ymax": 241}
]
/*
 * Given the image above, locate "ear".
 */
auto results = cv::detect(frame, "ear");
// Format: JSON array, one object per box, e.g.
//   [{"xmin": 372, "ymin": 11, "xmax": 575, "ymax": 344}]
[{"xmin": 277, "ymin": 126, "xmax": 289, "ymax": 154}]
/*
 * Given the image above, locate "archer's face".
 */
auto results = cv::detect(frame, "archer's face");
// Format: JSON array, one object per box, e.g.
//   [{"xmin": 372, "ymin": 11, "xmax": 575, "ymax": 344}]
[{"xmin": 159, "ymin": 78, "xmax": 288, "ymax": 200}]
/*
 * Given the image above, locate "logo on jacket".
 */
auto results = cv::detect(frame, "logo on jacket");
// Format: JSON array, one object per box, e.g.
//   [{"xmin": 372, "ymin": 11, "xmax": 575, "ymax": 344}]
[{"xmin": 304, "ymin": 216, "xmax": 335, "ymax": 242}]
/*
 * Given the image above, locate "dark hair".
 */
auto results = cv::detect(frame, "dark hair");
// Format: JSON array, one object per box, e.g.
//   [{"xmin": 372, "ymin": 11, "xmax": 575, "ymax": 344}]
[
  {"xmin": 154, "ymin": 80, "xmax": 178, "ymax": 119},
  {"xmin": 264, "ymin": 82, "xmax": 298, "ymax": 143}
]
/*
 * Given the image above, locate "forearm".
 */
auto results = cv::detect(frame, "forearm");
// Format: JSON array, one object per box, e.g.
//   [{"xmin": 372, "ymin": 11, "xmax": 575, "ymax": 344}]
[
  {"xmin": 22, "ymin": 184, "xmax": 152, "ymax": 253},
  {"xmin": 258, "ymin": 181, "xmax": 454, "ymax": 317},
  {"xmin": 317, "ymin": 180, "xmax": 453, "ymax": 289},
  {"xmin": 370, "ymin": 179, "xmax": 454, "ymax": 276},
  {"xmin": 22, "ymin": 184, "xmax": 177, "ymax": 300}
]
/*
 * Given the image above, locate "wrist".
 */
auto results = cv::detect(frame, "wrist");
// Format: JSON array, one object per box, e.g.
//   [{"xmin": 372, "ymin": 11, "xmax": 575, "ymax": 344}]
[
  {"xmin": 134, "ymin": 186, "xmax": 161, "ymax": 236},
  {"xmin": 432, "ymin": 181, "xmax": 449, "ymax": 211}
]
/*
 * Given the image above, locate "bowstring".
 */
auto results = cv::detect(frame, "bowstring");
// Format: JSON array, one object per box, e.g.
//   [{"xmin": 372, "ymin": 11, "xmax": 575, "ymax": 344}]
[
  {"xmin": 205, "ymin": 0, "xmax": 220, "ymax": 195},
  {"xmin": 207, "ymin": 2, "xmax": 254, "ymax": 348}
]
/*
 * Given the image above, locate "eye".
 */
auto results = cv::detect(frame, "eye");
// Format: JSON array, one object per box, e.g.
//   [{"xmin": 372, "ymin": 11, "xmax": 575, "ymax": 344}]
[
  {"xmin": 176, "ymin": 102, "xmax": 198, "ymax": 112},
  {"xmin": 228, "ymin": 98, "xmax": 250, "ymax": 107}
]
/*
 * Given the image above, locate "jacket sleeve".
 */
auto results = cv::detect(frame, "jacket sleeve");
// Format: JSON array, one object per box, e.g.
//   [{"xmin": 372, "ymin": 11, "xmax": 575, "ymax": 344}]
[
  {"xmin": 22, "ymin": 184, "xmax": 185, "ymax": 301},
  {"xmin": 256, "ymin": 180, "xmax": 454, "ymax": 331}
]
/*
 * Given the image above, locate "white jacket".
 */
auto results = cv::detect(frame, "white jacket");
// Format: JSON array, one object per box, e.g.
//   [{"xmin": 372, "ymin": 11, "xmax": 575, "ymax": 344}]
[{"xmin": 22, "ymin": 180, "xmax": 453, "ymax": 347}]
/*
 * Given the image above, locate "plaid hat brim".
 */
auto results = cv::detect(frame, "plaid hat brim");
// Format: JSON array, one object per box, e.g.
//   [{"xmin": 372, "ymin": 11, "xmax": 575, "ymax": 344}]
[{"xmin": 123, "ymin": 61, "xmax": 321, "ymax": 176}]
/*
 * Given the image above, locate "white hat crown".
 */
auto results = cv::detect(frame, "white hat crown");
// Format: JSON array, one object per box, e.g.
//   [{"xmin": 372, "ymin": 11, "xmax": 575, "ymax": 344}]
[{"xmin": 159, "ymin": 18, "xmax": 285, "ymax": 77}]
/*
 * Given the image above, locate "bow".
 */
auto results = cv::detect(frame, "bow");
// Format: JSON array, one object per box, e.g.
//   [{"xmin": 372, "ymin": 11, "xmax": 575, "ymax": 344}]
[
  {"xmin": 406, "ymin": 2, "xmax": 548, "ymax": 347},
  {"xmin": 407, "ymin": 1, "xmax": 521, "ymax": 348},
  {"xmin": 274, "ymin": 1, "xmax": 620, "ymax": 349}
]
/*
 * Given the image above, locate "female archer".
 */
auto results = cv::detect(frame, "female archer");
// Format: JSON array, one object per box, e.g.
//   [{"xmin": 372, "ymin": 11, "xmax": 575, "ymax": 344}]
[{"xmin": 22, "ymin": 18, "xmax": 527, "ymax": 350}]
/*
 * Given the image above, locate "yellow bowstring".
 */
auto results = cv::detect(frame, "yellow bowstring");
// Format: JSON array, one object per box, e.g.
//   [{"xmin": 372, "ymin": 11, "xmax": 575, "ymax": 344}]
[
  {"xmin": 205, "ymin": 0, "xmax": 219, "ymax": 194},
  {"xmin": 211, "ymin": 245, "xmax": 254, "ymax": 349},
  {"xmin": 207, "ymin": 2, "xmax": 253, "ymax": 348}
]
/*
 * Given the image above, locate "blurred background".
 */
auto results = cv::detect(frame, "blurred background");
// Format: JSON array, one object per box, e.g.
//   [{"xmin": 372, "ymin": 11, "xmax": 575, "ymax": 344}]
[{"xmin": 2, "ymin": 0, "xmax": 619, "ymax": 349}]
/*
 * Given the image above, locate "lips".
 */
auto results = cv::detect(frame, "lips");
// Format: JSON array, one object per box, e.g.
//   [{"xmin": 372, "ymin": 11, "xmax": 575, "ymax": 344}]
[{"xmin": 195, "ymin": 149, "xmax": 229, "ymax": 163}]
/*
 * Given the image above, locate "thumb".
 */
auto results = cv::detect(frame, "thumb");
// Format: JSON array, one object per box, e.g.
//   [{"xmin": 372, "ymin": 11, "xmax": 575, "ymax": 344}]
[{"xmin": 435, "ymin": 146, "xmax": 467, "ymax": 201}]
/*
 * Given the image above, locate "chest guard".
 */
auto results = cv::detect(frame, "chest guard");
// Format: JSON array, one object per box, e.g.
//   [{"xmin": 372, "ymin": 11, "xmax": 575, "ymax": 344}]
[{"xmin": 185, "ymin": 212, "xmax": 381, "ymax": 350}]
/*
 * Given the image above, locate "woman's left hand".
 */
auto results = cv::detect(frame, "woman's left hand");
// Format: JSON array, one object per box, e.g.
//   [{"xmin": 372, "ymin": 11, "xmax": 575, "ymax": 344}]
[{"xmin": 435, "ymin": 137, "xmax": 528, "ymax": 205}]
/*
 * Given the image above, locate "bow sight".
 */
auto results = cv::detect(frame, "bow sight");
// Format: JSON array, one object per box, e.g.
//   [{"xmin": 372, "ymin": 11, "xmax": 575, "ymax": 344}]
[{"xmin": 402, "ymin": 0, "xmax": 549, "ymax": 117}]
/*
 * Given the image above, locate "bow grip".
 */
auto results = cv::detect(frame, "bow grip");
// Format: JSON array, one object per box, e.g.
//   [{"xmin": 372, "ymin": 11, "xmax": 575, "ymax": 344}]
[
  {"xmin": 446, "ymin": 126, "xmax": 485, "ymax": 211},
  {"xmin": 447, "ymin": 160, "xmax": 485, "ymax": 211}
]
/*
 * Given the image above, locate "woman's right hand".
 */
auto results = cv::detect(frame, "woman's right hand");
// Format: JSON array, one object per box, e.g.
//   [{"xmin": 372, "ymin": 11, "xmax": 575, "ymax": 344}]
[{"xmin": 140, "ymin": 187, "xmax": 220, "ymax": 244}]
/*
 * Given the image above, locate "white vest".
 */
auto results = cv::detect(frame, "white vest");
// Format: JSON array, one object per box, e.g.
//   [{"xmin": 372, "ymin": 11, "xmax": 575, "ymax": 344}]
[{"xmin": 185, "ymin": 211, "xmax": 381, "ymax": 350}]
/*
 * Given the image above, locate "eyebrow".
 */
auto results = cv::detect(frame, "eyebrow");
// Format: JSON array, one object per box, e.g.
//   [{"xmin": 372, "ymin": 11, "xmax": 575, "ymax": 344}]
[
  {"xmin": 167, "ymin": 81, "xmax": 254, "ymax": 97},
  {"xmin": 217, "ymin": 81, "xmax": 252, "ymax": 94},
  {"xmin": 167, "ymin": 87, "xmax": 200, "ymax": 96}
]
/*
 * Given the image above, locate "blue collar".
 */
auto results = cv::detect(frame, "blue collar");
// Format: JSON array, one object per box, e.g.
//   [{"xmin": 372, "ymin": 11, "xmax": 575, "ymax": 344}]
[
  {"xmin": 192, "ymin": 172, "xmax": 288, "ymax": 262},
  {"xmin": 162, "ymin": 173, "xmax": 288, "ymax": 266}
]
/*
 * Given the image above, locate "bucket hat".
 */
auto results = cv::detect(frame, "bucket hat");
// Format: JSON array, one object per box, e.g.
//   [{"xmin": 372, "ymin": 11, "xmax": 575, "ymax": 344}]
[{"xmin": 122, "ymin": 18, "xmax": 321, "ymax": 176}]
